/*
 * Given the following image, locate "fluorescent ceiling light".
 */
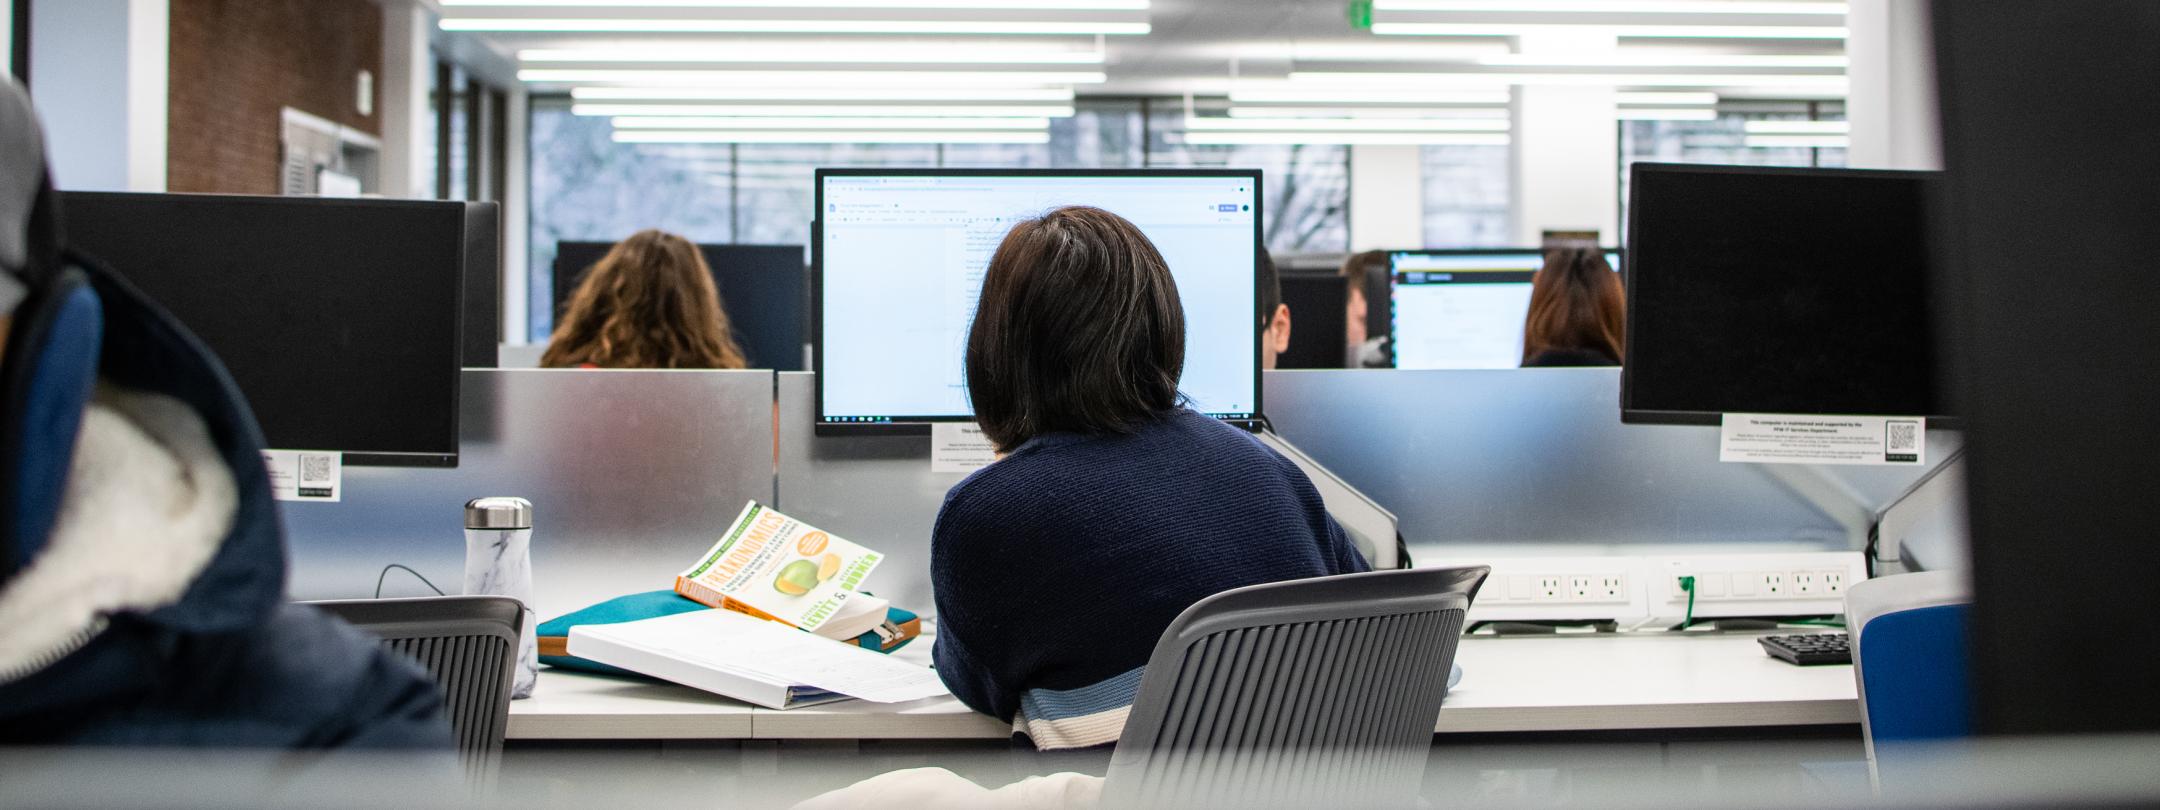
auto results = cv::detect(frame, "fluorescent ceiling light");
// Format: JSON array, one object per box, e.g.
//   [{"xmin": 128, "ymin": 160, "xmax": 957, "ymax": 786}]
[
  {"xmin": 1479, "ymin": 53, "xmax": 1846, "ymax": 68},
  {"xmin": 1229, "ymin": 87, "xmax": 1511, "ymax": 105},
  {"xmin": 1183, "ymin": 132, "xmax": 1511, "ymax": 146},
  {"xmin": 572, "ymin": 103, "xmax": 1076, "ymax": 117},
  {"xmin": 614, "ymin": 130, "xmax": 1052, "ymax": 143},
  {"xmin": 1617, "ymin": 91, "xmax": 1719, "ymax": 105},
  {"xmin": 1288, "ymin": 70, "xmax": 1849, "ymax": 88},
  {"xmin": 1375, "ymin": 1, "xmax": 1844, "ymax": 13},
  {"xmin": 611, "ymin": 116, "xmax": 1051, "ymax": 130},
  {"xmin": 1617, "ymin": 107, "xmax": 1718, "ymax": 120},
  {"xmin": 446, "ymin": 0, "xmax": 1146, "ymax": 7},
  {"xmin": 573, "ymin": 86, "xmax": 1075, "ymax": 101},
  {"xmin": 444, "ymin": 18, "xmax": 1149, "ymax": 35},
  {"xmin": 520, "ymin": 46, "xmax": 1106, "ymax": 65},
  {"xmin": 1372, "ymin": 23, "xmax": 1847, "ymax": 38},
  {"xmin": 519, "ymin": 69, "xmax": 1106, "ymax": 85},
  {"xmin": 1745, "ymin": 134, "xmax": 1848, "ymax": 148},
  {"xmin": 1288, "ymin": 42, "xmax": 1512, "ymax": 61},
  {"xmin": 1743, "ymin": 119, "xmax": 1849, "ymax": 134},
  {"xmin": 1185, "ymin": 116, "xmax": 1510, "ymax": 132},
  {"xmin": 1226, "ymin": 106, "xmax": 1508, "ymax": 119}
]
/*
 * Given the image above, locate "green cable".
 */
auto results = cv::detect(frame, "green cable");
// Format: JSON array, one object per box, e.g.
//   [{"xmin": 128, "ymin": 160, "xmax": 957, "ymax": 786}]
[{"xmin": 1678, "ymin": 575, "xmax": 1697, "ymax": 631}]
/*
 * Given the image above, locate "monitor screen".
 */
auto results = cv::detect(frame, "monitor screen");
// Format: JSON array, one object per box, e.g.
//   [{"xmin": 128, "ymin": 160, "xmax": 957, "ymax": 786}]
[
  {"xmin": 1621, "ymin": 163, "xmax": 1942, "ymax": 425},
  {"xmin": 554, "ymin": 241, "xmax": 808, "ymax": 371},
  {"xmin": 814, "ymin": 170, "xmax": 1261, "ymax": 429},
  {"xmin": 61, "ymin": 192, "xmax": 468, "ymax": 467},
  {"xmin": 1387, "ymin": 249, "xmax": 1621, "ymax": 370},
  {"xmin": 1276, "ymin": 272, "xmax": 1348, "ymax": 369}
]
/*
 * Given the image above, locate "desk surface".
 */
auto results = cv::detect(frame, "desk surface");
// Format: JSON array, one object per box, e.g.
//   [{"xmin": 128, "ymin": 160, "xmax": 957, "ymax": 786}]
[{"xmin": 507, "ymin": 631, "xmax": 1857, "ymax": 741}]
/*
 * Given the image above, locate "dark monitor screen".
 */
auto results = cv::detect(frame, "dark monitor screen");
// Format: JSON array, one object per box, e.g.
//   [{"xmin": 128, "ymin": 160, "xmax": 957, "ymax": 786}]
[
  {"xmin": 1277, "ymin": 272, "xmax": 1348, "ymax": 369},
  {"xmin": 1621, "ymin": 163, "xmax": 1943, "ymax": 425},
  {"xmin": 1387, "ymin": 248, "xmax": 1620, "ymax": 370},
  {"xmin": 462, "ymin": 203, "xmax": 500, "ymax": 369},
  {"xmin": 553, "ymin": 242, "xmax": 807, "ymax": 371},
  {"xmin": 60, "ymin": 192, "xmax": 467, "ymax": 467}
]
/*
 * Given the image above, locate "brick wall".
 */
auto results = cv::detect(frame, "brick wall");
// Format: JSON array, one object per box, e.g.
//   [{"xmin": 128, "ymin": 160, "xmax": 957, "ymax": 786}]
[{"xmin": 167, "ymin": 0, "xmax": 381, "ymax": 194}]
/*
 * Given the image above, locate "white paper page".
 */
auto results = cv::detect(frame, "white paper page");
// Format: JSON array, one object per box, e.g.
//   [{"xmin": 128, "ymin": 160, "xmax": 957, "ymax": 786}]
[
  {"xmin": 262, "ymin": 450, "xmax": 342, "ymax": 502},
  {"xmin": 609, "ymin": 610, "xmax": 949, "ymax": 704},
  {"xmin": 1720, "ymin": 414, "xmax": 1927, "ymax": 466},
  {"xmin": 931, "ymin": 422, "xmax": 997, "ymax": 473}
]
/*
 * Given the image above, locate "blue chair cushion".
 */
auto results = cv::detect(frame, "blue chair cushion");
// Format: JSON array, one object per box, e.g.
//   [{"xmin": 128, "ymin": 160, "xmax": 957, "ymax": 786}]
[{"xmin": 1859, "ymin": 603, "xmax": 1973, "ymax": 742}]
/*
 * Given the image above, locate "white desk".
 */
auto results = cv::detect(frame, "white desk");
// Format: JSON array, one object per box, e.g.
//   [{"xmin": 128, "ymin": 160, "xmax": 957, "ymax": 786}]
[{"xmin": 507, "ymin": 631, "xmax": 1856, "ymax": 741}]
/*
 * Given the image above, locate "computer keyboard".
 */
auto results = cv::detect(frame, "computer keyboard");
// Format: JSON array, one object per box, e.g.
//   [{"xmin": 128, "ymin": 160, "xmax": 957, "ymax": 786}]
[{"xmin": 1758, "ymin": 632, "xmax": 1851, "ymax": 666}]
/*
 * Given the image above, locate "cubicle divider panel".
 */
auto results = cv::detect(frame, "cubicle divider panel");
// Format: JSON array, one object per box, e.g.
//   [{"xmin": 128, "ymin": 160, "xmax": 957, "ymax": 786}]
[
  {"xmin": 773, "ymin": 372, "xmax": 967, "ymax": 618},
  {"xmin": 283, "ymin": 369, "xmax": 777, "ymax": 619},
  {"xmin": 1263, "ymin": 369, "xmax": 1960, "ymax": 552}
]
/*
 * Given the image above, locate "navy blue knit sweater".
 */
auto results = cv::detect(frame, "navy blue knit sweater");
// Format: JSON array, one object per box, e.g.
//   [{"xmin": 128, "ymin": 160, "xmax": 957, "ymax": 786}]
[{"xmin": 930, "ymin": 408, "xmax": 1370, "ymax": 748}]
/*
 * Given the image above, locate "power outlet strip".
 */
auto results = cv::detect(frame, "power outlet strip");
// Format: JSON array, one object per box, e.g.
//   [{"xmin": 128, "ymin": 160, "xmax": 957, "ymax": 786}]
[
  {"xmin": 1646, "ymin": 552, "xmax": 1868, "ymax": 621},
  {"xmin": 1420, "ymin": 556, "xmax": 1650, "ymax": 623}
]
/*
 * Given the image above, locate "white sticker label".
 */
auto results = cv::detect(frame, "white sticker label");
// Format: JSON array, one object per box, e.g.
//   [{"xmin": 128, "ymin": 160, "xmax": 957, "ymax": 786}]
[
  {"xmin": 263, "ymin": 450, "xmax": 343, "ymax": 502},
  {"xmin": 1720, "ymin": 414, "xmax": 1926, "ymax": 466},
  {"xmin": 931, "ymin": 422, "xmax": 998, "ymax": 474}
]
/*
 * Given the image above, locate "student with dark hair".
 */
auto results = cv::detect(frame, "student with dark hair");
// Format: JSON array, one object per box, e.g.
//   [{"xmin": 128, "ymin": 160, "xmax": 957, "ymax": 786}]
[
  {"xmin": 931, "ymin": 206, "xmax": 1370, "ymax": 750},
  {"xmin": 1340, "ymin": 249, "xmax": 1392, "ymax": 368},
  {"xmin": 1258, "ymin": 249, "xmax": 1290, "ymax": 370},
  {"xmin": 1521, "ymin": 247, "xmax": 1626, "ymax": 367}
]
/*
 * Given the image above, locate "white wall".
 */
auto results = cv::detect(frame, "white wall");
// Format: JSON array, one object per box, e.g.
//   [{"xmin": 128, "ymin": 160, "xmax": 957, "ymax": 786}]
[
  {"xmin": 503, "ymin": 84, "xmax": 529, "ymax": 344},
  {"xmin": 1847, "ymin": 0, "xmax": 1941, "ymax": 170},
  {"xmin": 29, "ymin": 0, "xmax": 167, "ymax": 192},
  {"xmin": 1348, "ymin": 144, "xmax": 1423, "ymax": 251},
  {"xmin": 1511, "ymin": 85, "xmax": 1619, "ymax": 246},
  {"xmin": 379, "ymin": 0, "xmax": 435, "ymax": 200}
]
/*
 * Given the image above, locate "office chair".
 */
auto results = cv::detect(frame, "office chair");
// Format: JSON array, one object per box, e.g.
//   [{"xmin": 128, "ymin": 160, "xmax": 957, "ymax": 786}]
[
  {"xmin": 1103, "ymin": 566, "xmax": 1488, "ymax": 810},
  {"xmin": 310, "ymin": 596, "xmax": 523, "ymax": 773},
  {"xmin": 1845, "ymin": 571, "xmax": 1972, "ymax": 787}
]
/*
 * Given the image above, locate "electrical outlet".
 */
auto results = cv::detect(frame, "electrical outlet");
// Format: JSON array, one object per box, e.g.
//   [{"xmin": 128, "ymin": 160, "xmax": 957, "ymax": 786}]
[
  {"xmin": 1598, "ymin": 575, "xmax": 1627, "ymax": 600},
  {"xmin": 1762, "ymin": 572, "xmax": 1786, "ymax": 596},
  {"xmin": 1568, "ymin": 576, "xmax": 1594, "ymax": 601},
  {"xmin": 1536, "ymin": 576, "xmax": 1564, "ymax": 601},
  {"xmin": 1821, "ymin": 570, "xmax": 1846, "ymax": 595},
  {"xmin": 1422, "ymin": 556, "xmax": 1651, "ymax": 624},
  {"xmin": 1793, "ymin": 571, "xmax": 1817, "ymax": 595},
  {"xmin": 1646, "ymin": 552, "xmax": 1867, "ymax": 622}
]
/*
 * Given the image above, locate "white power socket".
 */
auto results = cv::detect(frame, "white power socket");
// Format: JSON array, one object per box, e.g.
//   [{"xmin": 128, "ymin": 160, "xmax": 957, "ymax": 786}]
[
  {"xmin": 1420, "ymin": 556, "xmax": 1650, "ymax": 624},
  {"xmin": 1648, "ymin": 552, "xmax": 1868, "ymax": 622}
]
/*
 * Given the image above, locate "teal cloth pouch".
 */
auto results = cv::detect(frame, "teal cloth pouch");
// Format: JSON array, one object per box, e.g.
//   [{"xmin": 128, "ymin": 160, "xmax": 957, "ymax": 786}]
[{"xmin": 536, "ymin": 590, "xmax": 919, "ymax": 676}]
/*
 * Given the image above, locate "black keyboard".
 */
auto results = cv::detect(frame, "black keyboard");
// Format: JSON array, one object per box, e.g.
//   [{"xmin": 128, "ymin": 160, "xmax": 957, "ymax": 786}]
[{"xmin": 1759, "ymin": 633, "xmax": 1851, "ymax": 666}]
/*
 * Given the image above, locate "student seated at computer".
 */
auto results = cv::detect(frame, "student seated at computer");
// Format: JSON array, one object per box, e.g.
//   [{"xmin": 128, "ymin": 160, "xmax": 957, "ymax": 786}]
[
  {"xmin": 930, "ymin": 206, "xmax": 1371, "ymax": 750},
  {"xmin": 1259, "ymin": 249, "xmax": 1290, "ymax": 370},
  {"xmin": 1520, "ymin": 246, "xmax": 1626, "ymax": 367},
  {"xmin": 541, "ymin": 229, "xmax": 749, "ymax": 369},
  {"xmin": 1340, "ymin": 249, "xmax": 1392, "ymax": 368}
]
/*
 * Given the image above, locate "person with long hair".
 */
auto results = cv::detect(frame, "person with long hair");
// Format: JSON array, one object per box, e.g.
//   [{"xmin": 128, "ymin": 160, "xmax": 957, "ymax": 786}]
[
  {"xmin": 541, "ymin": 229, "xmax": 749, "ymax": 369},
  {"xmin": 1521, "ymin": 246, "xmax": 1626, "ymax": 367},
  {"xmin": 930, "ymin": 206, "xmax": 1369, "ymax": 750}
]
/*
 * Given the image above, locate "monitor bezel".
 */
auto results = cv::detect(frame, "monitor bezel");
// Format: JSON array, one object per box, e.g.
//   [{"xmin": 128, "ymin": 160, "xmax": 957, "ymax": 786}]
[
  {"xmin": 1383, "ymin": 247, "xmax": 1623, "ymax": 370},
  {"xmin": 811, "ymin": 167, "xmax": 1266, "ymax": 436},
  {"xmin": 1618, "ymin": 162, "xmax": 1955, "ymax": 427}
]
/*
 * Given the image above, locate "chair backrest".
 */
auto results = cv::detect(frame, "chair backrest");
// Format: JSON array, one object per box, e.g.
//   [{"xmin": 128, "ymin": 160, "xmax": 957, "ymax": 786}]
[
  {"xmin": 1105, "ymin": 566, "xmax": 1488, "ymax": 810},
  {"xmin": 1845, "ymin": 571, "xmax": 1973, "ymax": 772},
  {"xmin": 309, "ymin": 596, "xmax": 522, "ymax": 771}
]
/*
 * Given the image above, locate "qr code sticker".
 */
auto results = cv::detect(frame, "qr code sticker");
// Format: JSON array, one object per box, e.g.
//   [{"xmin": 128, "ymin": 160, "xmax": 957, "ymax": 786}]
[
  {"xmin": 1887, "ymin": 422, "xmax": 1918, "ymax": 452},
  {"xmin": 300, "ymin": 454, "xmax": 333, "ymax": 484}
]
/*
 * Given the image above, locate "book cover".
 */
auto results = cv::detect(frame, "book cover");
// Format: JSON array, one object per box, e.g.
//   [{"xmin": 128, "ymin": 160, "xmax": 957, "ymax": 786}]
[{"xmin": 674, "ymin": 501, "xmax": 884, "ymax": 633}]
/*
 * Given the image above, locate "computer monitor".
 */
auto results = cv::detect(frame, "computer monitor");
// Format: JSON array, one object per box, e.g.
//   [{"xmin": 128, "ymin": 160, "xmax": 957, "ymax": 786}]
[
  {"xmin": 1386, "ymin": 248, "xmax": 1622, "ymax": 370},
  {"xmin": 61, "ymin": 192, "xmax": 469, "ymax": 467},
  {"xmin": 463, "ymin": 203, "xmax": 501, "ymax": 369},
  {"xmin": 1277, "ymin": 271, "xmax": 1349, "ymax": 369},
  {"xmin": 813, "ymin": 169, "xmax": 1262, "ymax": 433},
  {"xmin": 553, "ymin": 241, "xmax": 808, "ymax": 371},
  {"xmin": 1620, "ymin": 163, "xmax": 1943, "ymax": 425}
]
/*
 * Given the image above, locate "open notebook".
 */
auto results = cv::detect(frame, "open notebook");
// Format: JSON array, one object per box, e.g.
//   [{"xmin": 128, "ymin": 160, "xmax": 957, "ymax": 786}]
[{"xmin": 568, "ymin": 609, "xmax": 949, "ymax": 710}]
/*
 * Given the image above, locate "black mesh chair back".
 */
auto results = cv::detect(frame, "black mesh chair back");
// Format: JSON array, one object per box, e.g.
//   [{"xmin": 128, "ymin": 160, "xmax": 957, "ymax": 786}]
[
  {"xmin": 1105, "ymin": 566, "xmax": 1488, "ymax": 810},
  {"xmin": 310, "ymin": 596, "xmax": 522, "ymax": 775}
]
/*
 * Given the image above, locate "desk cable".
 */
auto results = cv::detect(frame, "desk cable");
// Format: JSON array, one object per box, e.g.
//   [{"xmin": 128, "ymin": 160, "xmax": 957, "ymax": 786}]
[{"xmin": 374, "ymin": 563, "xmax": 447, "ymax": 599}]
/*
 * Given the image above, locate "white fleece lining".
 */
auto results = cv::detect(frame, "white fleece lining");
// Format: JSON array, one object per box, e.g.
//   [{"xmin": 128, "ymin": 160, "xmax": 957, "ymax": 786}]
[{"xmin": 0, "ymin": 386, "xmax": 236, "ymax": 678}]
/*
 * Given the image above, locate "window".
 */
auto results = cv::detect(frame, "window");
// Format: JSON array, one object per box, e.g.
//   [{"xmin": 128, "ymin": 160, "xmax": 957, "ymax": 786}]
[
  {"xmin": 527, "ymin": 97, "xmax": 1355, "ymax": 340},
  {"xmin": 1618, "ymin": 100, "xmax": 1847, "ymax": 239},
  {"xmin": 1420, "ymin": 144, "xmax": 1512, "ymax": 248}
]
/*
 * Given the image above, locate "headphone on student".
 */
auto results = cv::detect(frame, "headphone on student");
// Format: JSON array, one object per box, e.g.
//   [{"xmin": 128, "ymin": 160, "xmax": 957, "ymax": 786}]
[{"xmin": 0, "ymin": 81, "xmax": 104, "ymax": 585}]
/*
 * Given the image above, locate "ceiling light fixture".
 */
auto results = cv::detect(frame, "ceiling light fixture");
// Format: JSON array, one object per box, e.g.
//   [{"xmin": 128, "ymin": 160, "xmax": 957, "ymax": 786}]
[
  {"xmin": 614, "ymin": 130, "xmax": 1052, "ymax": 144},
  {"xmin": 520, "ymin": 69, "xmax": 1106, "ymax": 85},
  {"xmin": 1477, "ymin": 53, "xmax": 1846, "ymax": 68},
  {"xmin": 518, "ymin": 46, "xmax": 1108, "ymax": 65},
  {"xmin": 1374, "ymin": 1, "xmax": 1845, "ymax": 13},
  {"xmin": 1744, "ymin": 134, "xmax": 1849, "ymax": 148},
  {"xmin": 1369, "ymin": 23, "xmax": 1847, "ymax": 38},
  {"xmin": 1182, "ymin": 132, "xmax": 1511, "ymax": 146},
  {"xmin": 443, "ymin": 19, "xmax": 1150, "ymax": 35},
  {"xmin": 1743, "ymin": 119, "xmax": 1850, "ymax": 134},
  {"xmin": 1617, "ymin": 107, "xmax": 1719, "ymax": 120},
  {"xmin": 572, "ymin": 86, "xmax": 1076, "ymax": 101},
  {"xmin": 610, "ymin": 116, "xmax": 1052, "ymax": 130},
  {"xmin": 1287, "ymin": 70, "xmax": 1848, "ymax": 88},
  {"xmin": 1229, "ymin": 87, "xmax": 1512, "ymax": 105},
  {"xmin": 446, "ymin": 0, "xmax": 1146, "ymax": 7},
  {"xmin": 1225, "ymin": 106, "xmax": 1508, "ymax": 119},
  {"xmin": 1185, "ymin": 116, "xmax": 1510, "ymax": 132},
  {"xmin": 571, "ymin": 103, "xmax": 1078, "ymax": 117},
  {"xmin": 1617, "ymin": 91, "xmax": 1719, "ymax": 106}
]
